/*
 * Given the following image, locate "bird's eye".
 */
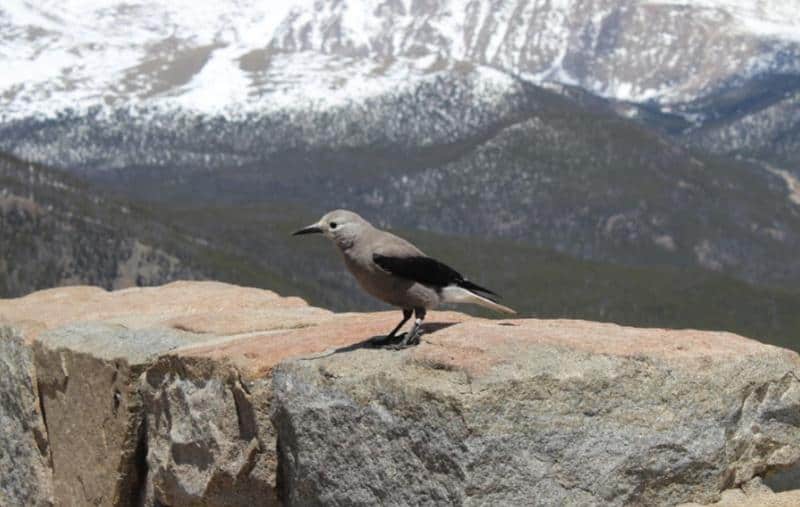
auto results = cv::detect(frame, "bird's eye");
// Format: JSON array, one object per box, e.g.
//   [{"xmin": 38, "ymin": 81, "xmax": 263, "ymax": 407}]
[{"xmin": 329, "ymin": 222, "xmax": 338, "ymax": 229}]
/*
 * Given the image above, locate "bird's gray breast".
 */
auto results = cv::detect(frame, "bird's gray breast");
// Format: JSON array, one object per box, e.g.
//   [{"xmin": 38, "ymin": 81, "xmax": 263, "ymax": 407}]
[{"xmin": 339, "ymin": 245, "xmax": 439, "ymax": 309}]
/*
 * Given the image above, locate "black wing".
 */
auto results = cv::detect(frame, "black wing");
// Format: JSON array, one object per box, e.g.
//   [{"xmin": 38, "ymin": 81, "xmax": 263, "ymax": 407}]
[{"xmin": 372, "ymin": 254, "xmax": 498, "ymax": 298}]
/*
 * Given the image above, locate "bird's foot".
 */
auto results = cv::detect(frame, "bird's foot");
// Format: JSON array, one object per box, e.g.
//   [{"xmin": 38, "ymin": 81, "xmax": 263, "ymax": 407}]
[{"xmin": 385, "ymin": 328, "xmax": 423, "ymax": 350}]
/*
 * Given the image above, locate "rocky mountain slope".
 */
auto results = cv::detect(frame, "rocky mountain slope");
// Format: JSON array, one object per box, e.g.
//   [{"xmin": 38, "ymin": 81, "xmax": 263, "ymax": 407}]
[
  {"xmin": 267, "ymin": 0, "xmax": 800, "ymax": 103},
  {"xmin": 684, "ymin": 78, "xmax": 800, "ymax": 170},
  {"xmin": 4, "ymin": 71, "xmax": 800, "ymax": 291},
  {"xmin": 344, "ymin": 92, "xmax": 800, "ymax": 290},
  {"xmin": 0, "ymin": 153, "xmax": 198, "ymax": 295},
  {"xmin": 0, "ymin": 65, "xmax": 532, "ymax": 175},
  {"xmin": 0, "ymin": 153, "xmax": 304, "ymax": 298}
]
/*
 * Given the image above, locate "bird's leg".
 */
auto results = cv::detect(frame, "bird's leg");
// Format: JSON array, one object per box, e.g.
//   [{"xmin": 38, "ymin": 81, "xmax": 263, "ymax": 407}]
[
  {"xmin": 371, "ymin": 309, "xmax": 412, "ymax": 346},
  {"xmin": 388, "ymin": 309, "xmax": 414, "ymax": 339},
  {"xmin": 396, "ymin": 308, "xmax": 426, "ymax": 348}
]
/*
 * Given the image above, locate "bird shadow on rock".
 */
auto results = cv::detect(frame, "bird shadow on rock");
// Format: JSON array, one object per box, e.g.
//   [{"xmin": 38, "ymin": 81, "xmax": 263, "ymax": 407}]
[{"xmin": 299, "ymin": 322, "xmax": 458, "ymax": 361}]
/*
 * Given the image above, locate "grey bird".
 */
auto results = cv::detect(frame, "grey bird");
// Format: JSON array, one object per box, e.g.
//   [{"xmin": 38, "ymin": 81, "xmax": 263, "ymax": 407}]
[{"xmin": 293, "ymin": 209, "xmax": 515, "ymax": 347}]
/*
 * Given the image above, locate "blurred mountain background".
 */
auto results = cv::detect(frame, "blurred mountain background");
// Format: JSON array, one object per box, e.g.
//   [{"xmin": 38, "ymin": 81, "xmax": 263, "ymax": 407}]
[{"xmin": 1, "ymin": 0, "xmax": 799, "ymax": 350}]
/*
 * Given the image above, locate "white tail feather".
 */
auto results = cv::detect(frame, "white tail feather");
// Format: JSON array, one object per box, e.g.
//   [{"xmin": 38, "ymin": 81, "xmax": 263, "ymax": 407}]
[{"xmin": 440, "ymin": 286, "xmax": 516, "ymax": 315}]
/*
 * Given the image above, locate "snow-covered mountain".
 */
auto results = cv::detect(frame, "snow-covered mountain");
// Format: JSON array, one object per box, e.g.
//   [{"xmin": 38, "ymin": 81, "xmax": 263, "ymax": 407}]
[
  {"xmin": 2, "ymin": 0, "xmax": 800, "ymax": 121},
  {"xmin": 268, "ymin": 0, "xmax": 800, "ymax": 104}
]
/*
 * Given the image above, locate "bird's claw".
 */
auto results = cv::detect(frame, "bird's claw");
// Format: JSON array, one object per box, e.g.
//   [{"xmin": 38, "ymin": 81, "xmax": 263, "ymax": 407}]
[
  {"xmin": 385, "ymin": 329, "xmax": 423, "ymax": 349},
  {"xmin": 405, "ymin": 330, "xmax": 422, "ymax": 346}
]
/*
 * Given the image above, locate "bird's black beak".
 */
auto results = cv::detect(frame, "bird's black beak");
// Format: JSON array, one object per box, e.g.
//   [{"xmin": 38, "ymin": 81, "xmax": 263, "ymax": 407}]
[{"xmin": 292, "ymin": 224, "xmax": 323, "ymax": 236}]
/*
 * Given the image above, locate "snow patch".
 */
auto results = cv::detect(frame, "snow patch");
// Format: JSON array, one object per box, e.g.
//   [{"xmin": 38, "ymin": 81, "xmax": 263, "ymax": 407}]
[{"xmin": 763, "ymin": 163, "xmax": 800, "ymax": 206}]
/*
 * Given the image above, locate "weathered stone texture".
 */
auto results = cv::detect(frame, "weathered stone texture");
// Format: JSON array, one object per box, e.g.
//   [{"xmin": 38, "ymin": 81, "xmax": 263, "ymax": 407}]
[
  {"xmin": 272, "ymin": 320, "xmax": 800, "ymax": 506},
  {"xmin": 0, "ymin": 326, "xmax": 53, "ymax": 507},
  {"xmin": 32, "ymin": 322, "xmax": 198, "ymax": 505},
  {"xmin": 140, "ymin": 357, "xmax": 277, "ymax": 506}
]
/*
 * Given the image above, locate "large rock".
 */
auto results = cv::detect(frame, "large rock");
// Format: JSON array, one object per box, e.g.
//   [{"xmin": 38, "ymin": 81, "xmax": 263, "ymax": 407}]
[
  {"xmin": 0, "ymin": 326, "xmax": 53, "ymax": 507},
  {"xmin": 2, "ymin": 282, "xmax": 799, "ymax": 506},
  {"xmin": 1, "ymin": 281, "xmax": 335, "ymax": 506},
  {"xmin": 33, "ymin": 322, "xmax": 201, "ymax": 505},
  {"xmin": 272, "ymin": 319, "xmax": 800, "ymax": 506}
]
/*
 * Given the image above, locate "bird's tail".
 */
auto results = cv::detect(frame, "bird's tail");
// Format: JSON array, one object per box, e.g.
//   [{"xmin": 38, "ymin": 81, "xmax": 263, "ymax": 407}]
[{"xmin": 441, "ymin": 286, "xmax": 516, "ymax": 315}]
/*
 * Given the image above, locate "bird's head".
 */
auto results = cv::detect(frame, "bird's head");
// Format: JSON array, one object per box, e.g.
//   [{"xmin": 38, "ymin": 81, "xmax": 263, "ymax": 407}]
[{"xmin": 292, "ymin": 209, "xmax": 371, "ymax": 249}]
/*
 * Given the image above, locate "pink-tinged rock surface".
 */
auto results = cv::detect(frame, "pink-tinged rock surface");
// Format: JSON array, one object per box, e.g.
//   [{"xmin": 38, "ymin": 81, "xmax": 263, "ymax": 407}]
[
  {"xmin": 181, "ymin": 312, "xmax": 797, "ymax": 380},
  {"xmin": 3, "ymin": 281, "xmax": 789, "ymax": 378},
  {"xmin": 1, "ymin": 281, "xmax": 798, "ymax": 506},
  {"xmin": 0, "ymin": 281, "xmax": 330, "ymax": 343}
]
